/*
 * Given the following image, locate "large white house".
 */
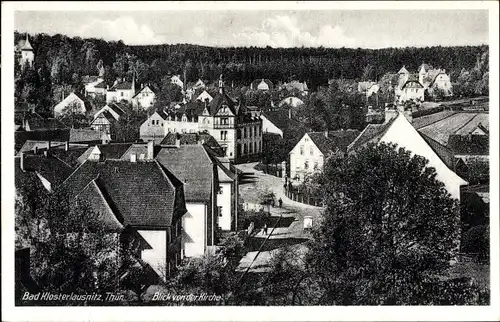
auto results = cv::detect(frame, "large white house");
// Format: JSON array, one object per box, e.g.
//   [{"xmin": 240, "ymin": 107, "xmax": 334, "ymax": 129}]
[
  {"xmin": 132, "ymin": 84, "xmax": 156, "ymax": 109},
  {"xmin": 347, "ymin": 107, "xmax": 468, "ymax": 200},
  {"xmin": 289, "ymin": 129, "xmax": 360, "ymax": 182},
  {"xmin": 53, "ymin": 92, "xmax": 91, "ymax": 116}
]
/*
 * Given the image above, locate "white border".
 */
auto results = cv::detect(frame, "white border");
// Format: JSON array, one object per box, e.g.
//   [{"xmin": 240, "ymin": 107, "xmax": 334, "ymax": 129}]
[{"xmin": 2, "ymin": 2, "xmax": 499, "ymax": 321}]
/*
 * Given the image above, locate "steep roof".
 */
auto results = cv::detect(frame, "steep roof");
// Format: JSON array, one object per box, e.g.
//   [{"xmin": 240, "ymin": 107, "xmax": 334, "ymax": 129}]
[
  {"xmin": 106, "ymin": 102, "xmax": 127, "ymax": 117},
  {"xmin": 94, "ymin": 81, "xmax": 108, "ymax": 89},
  {"xmin": 398, "ymin": 66, "xmax": 409, "ymax": 74},
  {"xmin": 308, "ymin": 130, "xmax": 360, "ymax": 155},
  {"xmin": 132, "ymin": 84, "xmax": 157, "ymax": 98},
  {"xmin": 155, "ymin": 145, "xmax": 214, "ymax": 202},
  {"xmin": 62, "ymin": 160, "xmax": 186, "ymax": 227},
  {"xmin": 16, "ymin": 154, "xmax": 74, "ymax": 187},
  {"xmin": 110, "ymin": 81, "xmax": 133, "ymax": 91},
  {"xmin": 402, "ymin": 79, "xmax": 424, "ymax": 89},
  {"xmin": 72, "ymin": 92, "xmax": 93, "ymax": 112},
  {"xmin": 261, "ymin": 109, "xmax": 301, "ymax": 131},
  {"xmin": 347, "ymin": 118, "xmax": 396, "ymax": 152},
  {"xmin": 21, "ymin": 35, "xmax": 33, "ymax": 51},
  {"xmin": 209, "ymin": 90, "xmax": 238, "ymax": 116},
  {"xmin": 25, "ymin": 114, "xmax": 68, "ymax": 131},
  {"xmin": 78, "ymin": 143, "xmax": 135, "ymax": 163}
]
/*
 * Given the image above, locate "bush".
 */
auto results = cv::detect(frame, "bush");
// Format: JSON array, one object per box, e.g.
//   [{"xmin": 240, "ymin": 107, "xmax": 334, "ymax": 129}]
[
  {"xmin": 461, "ymin": 224, "xmax": 489, "ymax": 260},
  {"xmin": 238, "ymin": 209, "xmax": 271, "ymax": 230}
]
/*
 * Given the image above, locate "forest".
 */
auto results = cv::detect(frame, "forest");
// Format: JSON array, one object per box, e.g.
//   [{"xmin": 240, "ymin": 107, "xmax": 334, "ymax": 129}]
[{"xmin": 14, "ymin": 31, "xmax": 489, "ymax": 118}]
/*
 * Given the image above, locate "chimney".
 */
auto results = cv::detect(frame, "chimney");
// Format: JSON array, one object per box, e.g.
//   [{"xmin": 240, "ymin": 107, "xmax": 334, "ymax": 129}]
[
  {"xmin": 43, "ymin": 150, "xmax": 48, "ymax": 158},
  {"xmin": 130, "ymin": 154, "xmax": 137, "ymax": 163},
  {"xmin": 20, "ymin": 152, "xmax": 25, "ymax": 171},
  {"xmin": 175, "ymin": 133, "xmax": 181, "ymax": 148},
  {"xmin": 107, "ymin": 85, "xmax": 109, "ymax": 90},
  {"xmin": 384, "ymin": 106, "xmax": 398, "ymax": 124},
  {"xmin": 33, "ymin": 146, "xmax": 38, "ymax": 155},
  {"xmin": 47, "ymin": 141, "xmax": 51, "ymax": 151},
  {"xmin": 288, "ymin": 108, "xmax": 292, "ymax": 119},
  {"xmin": 65, "ymin": 141, "xmax": 69, "ymax": 151},
  {"xmin": 324, "ymin": 130, "xmax": 328, "ymax": 138},
  {"xmin": 147, "ymin": 140, "xmax": 154, "ymax": 160}
]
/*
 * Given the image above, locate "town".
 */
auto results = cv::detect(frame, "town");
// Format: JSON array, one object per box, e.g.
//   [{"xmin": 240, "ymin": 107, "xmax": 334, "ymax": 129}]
[{"xmin": 13, "ymin": 28, "xmax": 489, "ymax": 306}]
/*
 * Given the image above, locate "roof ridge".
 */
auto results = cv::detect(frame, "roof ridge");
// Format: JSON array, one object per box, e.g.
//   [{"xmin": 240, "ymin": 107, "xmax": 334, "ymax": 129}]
[
  {"xmin": 60, "ymin": 158, "xmax": 89, "ymax": 188},
  {"xmin": 416, "ymin": 111, "xmax": 457, "ymax": 130},
  {"xmin": 153, "ymin": 160, "xmax": 176, "ymax": 190},
  {"xmin": 454, "ymin": 113, "xmax": 482, "ymax": 135}
]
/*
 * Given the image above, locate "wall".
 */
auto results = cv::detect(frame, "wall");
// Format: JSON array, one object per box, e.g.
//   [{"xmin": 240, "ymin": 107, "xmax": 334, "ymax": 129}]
[
  {"xmin": 53, "ymin": 94, "xmax": 85, "ymax": 116},
  {"xmin": 289, "ymin": 134, "xmax": 324, "ymax": 181},
  {"xmin": 133, "ymin": 87, "xmax": 156, "ymax": 109},
  {"xmin": 183, "ymin": 203, "xmax": 207, "ymax": 258},
  {"xmin": 380, "ymin": 113, "xmax": 468, "ymax": 199},
  {"xmin": 217, "ymin": 182, "xmax": 232, "ymax": 231},
  {"xmin": 139, "ymin": 113, "xmax": 168, "ymax": 142},
  {"xmin": 137, "ymin": 230, "xmax": 167, "ymax": 281}
]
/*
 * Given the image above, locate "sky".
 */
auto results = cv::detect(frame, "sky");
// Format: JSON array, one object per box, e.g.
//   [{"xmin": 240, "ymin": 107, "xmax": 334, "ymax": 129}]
[{"xmin": 14, "ymin": 10, "xmax": 489, "ymax": 49}]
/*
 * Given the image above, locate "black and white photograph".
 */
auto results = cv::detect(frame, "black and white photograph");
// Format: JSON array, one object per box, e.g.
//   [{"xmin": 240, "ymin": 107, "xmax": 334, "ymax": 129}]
[{"xmin": 2, "ymin": 1, "xmax": 499, "ymax": 321}]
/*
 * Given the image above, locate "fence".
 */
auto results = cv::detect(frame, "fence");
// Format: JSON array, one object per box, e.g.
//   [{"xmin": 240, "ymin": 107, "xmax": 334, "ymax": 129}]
[{"xmin": 284, "ymin": 185, "xmax": 324, "ymax": 207}]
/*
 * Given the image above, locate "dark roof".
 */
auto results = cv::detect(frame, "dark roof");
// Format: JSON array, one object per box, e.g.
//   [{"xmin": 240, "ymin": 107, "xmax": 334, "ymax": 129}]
[
  {"xmin": 72, "ymin": 92, "xmax": 93, "ymax": 112},
  {"xmin": 62, "ymin": 160, "xmax": 186, "ymax": 227},
  {"xmin": 78, "ymin": 143, "xmax": 135, "ymax": 162},
  {"xmin": 347, "ymin": 118, "xmax": 396, "ymax": 152},
  {"xmin": 209, "ymin": 90, "xmax": 238, "ymax": 115},
  {"xmin": 94, "ymin": 81, "xmax": 108, "ymax": 89},
  {"xmin": 15, "ymin": 129, "xmax": 72, "ymax": 153},
  {"xmin": 69, "ymin": 128, "xmax": 105, "ymax": 143},
  {"xmin": 24, "ymin": 113, "xmax": 68, "ymax": 131},
  {"xmin": 261, "ymin": 109, "xmax": 301, "ymax": 131},
  {"xmin": 106, "ymin": 102, "xmax": 127, "ymax": 117},
  {"xmin": 44, "ymin": 146, "xmax": 90, "ymax": 168},
  {"xmin": 75, "ymin": 179, "xmax": 125, "ymax": 231},
  {"xmin": 447, "ymin": 135, "xmax": 489, "ymax": 155},
  {"xmin": 132, "ymin": 84, "xmax": 157, "ymax": 98},
  {"xmin": 308, "ymin": 130, "xmax": 360, "ymax": 155},
  {"xmin": 160, "ymin": 132, "xmax": 225, "ymax": 156},
  {"xmin": 402, "ymin": 79, "xmax": 424, "ymax": 89},
  {"xmin": 111, "ymin": 81, "xmax": 133, "ymax": 90},
  {"xmin": 15, "ymin": 154, "xmax": 74, "ymax": 187},
  {"xmin": 155, "ymin": 145, "xmax": 214, "ymax": 202}
]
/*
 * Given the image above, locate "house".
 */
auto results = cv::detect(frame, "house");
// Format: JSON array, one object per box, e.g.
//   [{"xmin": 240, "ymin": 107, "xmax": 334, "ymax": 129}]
[
  {"xmin": 132, "ymin": 84, "xmax": 157, "ymax": 109},
  {"xmin": 141, "ymin": 76, "xmax": 262, "ymax": 163},
  {"xmin": 358, "ymin": 81, "xmax": 380, "ymax": 98},
  {"xmin": 15, "ymin": 34, "xmax": 34, "ymax": 69},
  {"xmin": 289, "ymin": 129, "xmax": 360, "ymax": 182},
  {"xmin": 171, "ymin": 75, "xmax": 184, "ymax": 89},
  {"xmin": 199, "ymin": 76, "xmax": 262, "ymax": 162},
  {"xmin": 90, "ymin": 102, "xmax": 127, "ymax": 137},
  {"xmin": 347, "ymin": 107, "xmax": 468, "ymax": 200},
  {"xmin": 82, "ymin": 66, "xmax": 105, "ymax": 97},
  {"xmin": 261, "ymin": 109, "xmax": 302, "ymax": 138},
  {"xmin": 412, "ymin": 110, "xmax": 489, "ymax": 179},
  {"xmin": 250, "ymin": 79, "xmax": 273, "ymax": 91},
  {"xmin": 106, "ymin": 77, "xmax": 136, "ymax": 103},
  {"xmin": 196, "ymin": 90, "xmax": 213, "ymax": 103},
  {"xmin": 278, "ymin": 97, "xmax": 304, "ymax": 108},
  {"xmin": 155, "ymin": 144, "xmax": 238, "ymax": 257},
  {"xmin": 419, "ymin": 63, "xmax": 453, "ymax": 97},
  {"xmin": 398, "ymin": 76, "xmax": 425, "ymax": 103},
  {"xmin": 53, "ymin": 92, "xmax": 92, "ymax": 116},
  {"xmin": 62, "ymin": 157, "xmax": 187, "ymax": 280},
  {"xmin": 185, "ymin": 79, "xmax": 207, "ymax": 100}
]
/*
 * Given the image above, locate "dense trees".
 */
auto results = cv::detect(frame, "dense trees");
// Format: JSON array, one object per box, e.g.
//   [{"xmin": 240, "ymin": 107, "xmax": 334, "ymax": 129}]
[{"xmin": 305, "ymin": 143, "xmax": 481, "ymax": 305}]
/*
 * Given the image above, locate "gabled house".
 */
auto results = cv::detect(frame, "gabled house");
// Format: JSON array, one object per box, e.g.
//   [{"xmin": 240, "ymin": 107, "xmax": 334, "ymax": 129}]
[
  {"xmin": 62, "ymin": 158, "xmax": 187, "ymax": 280},
  {"xmin": 419, "ymin": 63, "xmax": 453, "ymax": 97},
  {"xmin": 53, "ymin": 92, "xmax": 92, "ymax": 116},
  {"xmin": 91, "ymin": 102, "xmax": 127, "ymax": 136},
  {"xmin": 171, "ymin": 75, "xmax": 184, "ymax": 89},
  {"xmin": 82, "ymin": 66, "xmax": 105, "ymax": 97},
  {"xmin": 289, "ymin": 129, "xmax": 360, "ymax": 182},
  {"xmin": 132, "ymin": 84, "xmax": 157, "ymax": 109},
  {"xmin": 196, "ymin": 90, "xmax": 213, "ymax": 103},
  {"xmin": 250, "ymin": 79, "xmax": 273, "ymax": 91},
  {"xmin": 106, "ymin": 77, "xmax": 136, "ymax": 103},
  {"xmin": 398, "ymin": 76, "xmax": 425, "ymax": 103},
  {"xmin": 347, "ymin": 108, "xmax": 468, "ymax": 200}
]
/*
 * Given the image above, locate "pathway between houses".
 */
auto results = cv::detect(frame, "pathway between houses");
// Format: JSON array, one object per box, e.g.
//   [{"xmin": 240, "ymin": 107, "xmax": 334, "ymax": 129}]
[{"xmin": 236, "ymin": 162, "xmax": 324, "ymax": 273}]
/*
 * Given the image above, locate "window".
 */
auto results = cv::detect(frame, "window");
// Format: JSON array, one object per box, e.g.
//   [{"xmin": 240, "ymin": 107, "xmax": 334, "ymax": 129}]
[
  {"xmin": 254, "ymin": 142, "xmax": 256, "ymax": 154},
  {"xmin": 304, "ymin": 161, "xmax": 309, "ymax": 169},
  {"xmin": 300, "ymin": 146, "xmax": 304, "ymax": 155},
  {"xmin": 121, "ymin": 92, "xmax": 124, "ymax": 97},
  {"xmin": 310, "ymin": 147, "xmax": 314, "ymax": 156},
  {"xmin": 218, "ymin": 206, "xmax": 223, "ymax": 217},
  {"xmin": 243, "ymin": 128, "xmax": 247, "ymax": 138},
  {"xmin": 139, "ymin": 154, "xmax": 145, "ymax": 161},
  {"xmin": 217, "ymin": 186, "xmax": 223, "ymax": 194},
  {"xmin": 161, "ymin": 122, "xmax": 164, "ymax": 127},
  {"xmin": 221, "ymin": 118, "xmax": 229, "ymax": 125}
]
